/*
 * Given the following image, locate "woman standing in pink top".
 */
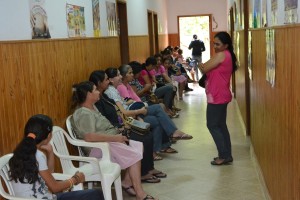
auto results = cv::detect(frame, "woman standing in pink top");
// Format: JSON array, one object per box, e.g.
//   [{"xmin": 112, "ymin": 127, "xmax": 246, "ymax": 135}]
[{"xmin": 199, "ymin": 32, "xmax": 237, "ymax": 165}]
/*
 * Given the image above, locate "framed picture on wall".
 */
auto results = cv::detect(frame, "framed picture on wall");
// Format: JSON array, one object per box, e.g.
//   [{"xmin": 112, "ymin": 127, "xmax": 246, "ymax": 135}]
[
  {"xmin": 249, "ymin": 0, "xmax": 253, "ymax": 28},
  {"xmin": 239, "ymin": 0, "xmax": 244, "ymax": 29}
]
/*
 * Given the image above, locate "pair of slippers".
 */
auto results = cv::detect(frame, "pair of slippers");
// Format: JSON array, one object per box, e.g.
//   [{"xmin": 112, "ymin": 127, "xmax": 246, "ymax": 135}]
[{"xmin": 122, "ymin": 186, "xmax": 156, "ymax": 199}]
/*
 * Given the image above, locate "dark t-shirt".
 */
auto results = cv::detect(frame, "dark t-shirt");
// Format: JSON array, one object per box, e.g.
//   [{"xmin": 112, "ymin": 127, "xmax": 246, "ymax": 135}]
[{"xmin": 188, "ymin": 40, "xmax": 205, "ymax": 56}]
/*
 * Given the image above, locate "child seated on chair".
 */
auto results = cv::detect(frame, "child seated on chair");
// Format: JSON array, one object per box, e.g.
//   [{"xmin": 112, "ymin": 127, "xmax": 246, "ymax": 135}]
[{"xmin": 8, "ymin": 114, "xmax": 104, "ymax": 200}]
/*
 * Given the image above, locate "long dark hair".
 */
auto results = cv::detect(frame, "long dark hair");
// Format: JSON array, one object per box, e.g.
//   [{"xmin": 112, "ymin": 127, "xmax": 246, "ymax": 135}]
[
  {"xmin": 214, "ymin": 31, "xmax": 238, "ymax": 72},
  {"xmin": 89, "ymin": 70, "xmax": 106, "ymax": 86},
  {"xmin": 71, "ymin": 81, "xmax": 94, "ymax": 110},
  {"xmin": 128, "ymin": 61, "xmax": 143, "ymax": 75},
  {"xmin": 9, "ymin": 114, "xmax": 53, "ymax": 184},
  {"xmin": 105, "ymin": 67, "xmax": 118, "ymax": 79}
]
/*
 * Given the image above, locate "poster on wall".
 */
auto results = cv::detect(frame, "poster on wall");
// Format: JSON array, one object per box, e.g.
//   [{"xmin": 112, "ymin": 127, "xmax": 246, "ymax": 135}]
[
  {"xmin": 238, "ymin": 0, "xmax": 244, "ymax": 29},
  {"xmin": 266, "ymin": 29, "xmax": 276, "ymax": 87},
  {"xmin": 261, "ymin": 0, "xmax": 267, "ymax": 27},
  {"xmin": 92, "ymin": 0, "xmax": 101, "ymax": 37},
  {"xmin": 66, "ymin": 4, "xmax": 86, "ymax": 37},
  {"xmin": 284, "ymin": 0, "xmax": 298, "ymax": 24},
  {"xmin": 253, "ymin": 0, "xmax": 261, "ymax": 28},
  {"xmin": 248, "ymin": 31, "xmax": 252, "ymax": 80},
  {"xmin": 106, "ymin": 1, "xmax": 117, "ymax": 36},
  {"xmin": 271, "ymin": 0, "xmax": 278, "ymax": 25},
  {"xmin": 249, "ymin": 0, "xmax": 253, "ymax": 28},
  {"xmin": 29, "ymin": 0, "xmax": 51, "ymax": 39}
]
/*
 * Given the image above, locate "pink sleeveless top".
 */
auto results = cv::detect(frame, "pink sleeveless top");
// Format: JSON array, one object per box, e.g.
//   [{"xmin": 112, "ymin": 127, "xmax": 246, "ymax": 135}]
[{"xmin": 205, "ymin": 50, "xmax": 233, "ymax": 104}]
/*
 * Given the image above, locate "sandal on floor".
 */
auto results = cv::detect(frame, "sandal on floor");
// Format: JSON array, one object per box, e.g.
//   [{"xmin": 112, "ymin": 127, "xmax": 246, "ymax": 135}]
[
  {"xmin": 153, "ymin": 154, "xmax": 163, "ymax": 161},
  {"xmin": 152, "ymin": 171, "xmax": 167, "ymax": 178},
  {"xmin": 143, "ymin": 194, "xmax": 155, "ymax": 200},
  {"xmin": 211, "ymin": 158, "xmax": 232, "ymax": 166},
  {"xmin": 141, "ymin": 176, "xmax": 161, "ymax": 183},
  {"xmin": 122, "ymin": 185, "xmax": 136, "ymax": 196},
  {"xmin": 171, "ymin": 133, "xmax": 193, "ymax": 140},
  {"xmin": 213, "ymin": 157, "xmax": 233, "ymax": 162},
  {"xmin": 160, "ymin": 147, "xmax": 178, "ymax": 154}
]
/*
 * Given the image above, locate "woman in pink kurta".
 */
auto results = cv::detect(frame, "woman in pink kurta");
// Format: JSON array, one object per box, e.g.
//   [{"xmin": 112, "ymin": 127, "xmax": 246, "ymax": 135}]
[{"xmin": 199, "ymin": 32, "xmax": 237, "ymax": 166}]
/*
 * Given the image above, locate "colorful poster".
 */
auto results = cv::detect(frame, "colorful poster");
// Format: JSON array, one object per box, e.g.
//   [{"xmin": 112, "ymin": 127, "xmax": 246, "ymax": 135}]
[
  {"xmin": 284, "ymin": 0, "xmax": 298, "ymax": 23},
  {"xmin": 266, "ymin": 29, "xmax": 276, "ymax": 87},
  {"xmin": 261, "ymin": 0, "xmax": 267, "ymax": 27},
  {"xmin": 106, "ymin": 1, "xmax": 117, "ymax": 36},
  {"xmin": 29, "ymin": 0, "xmax": 51, "ymax": 39},
  {"xmin": 66, "ymin": 4, "xmax": 86, "ymax": 37},
  {"xmin": 92, "ymin": 0, "xmax": 101, "ymax": 37},
  {"xmin": 249, "ymin": 0, "xmax": 253, "ymax": 28},
  {"xmin": 253, "ymin": 0, "xmax": 261, "ymax": 28},
  {"xmin": 271, "ymin": 0, "xmax": 278, "ymax": 11},
  {"xmin": 271, "ymin": 0, "xmax": 278, "ymax": 25},
  {"xmin": 248, "ymin": 31, "xmax": 252, "ymax": 80}
]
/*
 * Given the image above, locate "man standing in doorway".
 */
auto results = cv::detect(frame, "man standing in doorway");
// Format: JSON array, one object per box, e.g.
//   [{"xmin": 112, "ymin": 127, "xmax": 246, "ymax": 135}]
[{"xmin": 188, "ymin": 34, "xmax": 205, "ymax": 81}]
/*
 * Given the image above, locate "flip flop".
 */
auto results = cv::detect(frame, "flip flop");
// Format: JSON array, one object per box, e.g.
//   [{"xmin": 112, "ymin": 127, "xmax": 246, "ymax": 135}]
[
  {"xmin": 141, "ymin": 176, "xmax": 161, "ymax": 183},
  {"xmin": 143, "ymin": 194, "xmax": 155, "ymax": 200},
  {"xmin": 153, "ymin": 154, "xmax": 163, "ymax": 161},
  {"xmin": 171, "ymin": 133, "xmax": 193, "ymax": 140},
  {"xmin": 122, "ymin": 185, "xmax": 136, "ymax": 196},
  {"xmin": 160, "ymin": 147, "xmax": 178, "ymax": 153},
  {"xmin": 152, "ymin": 171, "xmax": 167, "ymax": 178}
]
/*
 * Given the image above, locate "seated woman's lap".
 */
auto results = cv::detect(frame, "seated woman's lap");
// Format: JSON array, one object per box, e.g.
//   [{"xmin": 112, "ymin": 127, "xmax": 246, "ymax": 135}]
[{"xmin": 57, "ymin": 189, "xmax": 104, "ymax": 200}]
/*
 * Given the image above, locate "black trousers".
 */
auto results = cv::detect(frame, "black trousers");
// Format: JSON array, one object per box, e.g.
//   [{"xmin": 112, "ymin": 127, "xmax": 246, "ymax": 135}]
[{"xmin": 129, "ymin": 131, "xmax": 154, "ymax": 176}]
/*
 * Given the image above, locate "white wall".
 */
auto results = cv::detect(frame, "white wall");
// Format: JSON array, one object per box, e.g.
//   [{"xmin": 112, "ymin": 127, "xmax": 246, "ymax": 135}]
[
  {"xmin": 0, "ymin": 0, "xmax": 168, "ymax": 41},
  {"xmin": 166, "ymin": 0, "xmax": 228, "ymax": 33},
  {"xmin": 126, "ymin": 0, "xmax": 168, "ymax": 35}
]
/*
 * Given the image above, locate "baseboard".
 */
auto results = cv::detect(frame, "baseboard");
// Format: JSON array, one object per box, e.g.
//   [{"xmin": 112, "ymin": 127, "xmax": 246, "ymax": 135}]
[{"xmin": 250, "ymin": 145, "xmax": 272, "ymax": 200}]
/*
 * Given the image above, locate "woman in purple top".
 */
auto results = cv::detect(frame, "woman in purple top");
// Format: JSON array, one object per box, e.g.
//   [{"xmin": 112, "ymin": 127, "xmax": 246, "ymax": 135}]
[{"xmin": 199, "ymin": 32, "xmax": 237, "ymax": 165}]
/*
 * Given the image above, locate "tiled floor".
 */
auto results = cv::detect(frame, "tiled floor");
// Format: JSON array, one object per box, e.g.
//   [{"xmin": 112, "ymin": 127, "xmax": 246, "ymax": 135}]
[{"xmin": 123, "ymin": 83, "xmax": 266, "ymax": 200}]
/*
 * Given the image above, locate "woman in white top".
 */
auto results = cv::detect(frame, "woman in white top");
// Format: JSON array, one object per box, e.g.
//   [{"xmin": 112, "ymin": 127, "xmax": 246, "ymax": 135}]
[{"xmin": 8, "ymin": 114, "xmax": 103, "ymax": 200}]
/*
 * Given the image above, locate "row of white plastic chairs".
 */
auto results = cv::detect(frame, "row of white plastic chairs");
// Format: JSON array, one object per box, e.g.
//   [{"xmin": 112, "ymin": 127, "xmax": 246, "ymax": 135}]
[{"xmin": 0, "ymin": 115, "xmax": 123, "ymax": 200}]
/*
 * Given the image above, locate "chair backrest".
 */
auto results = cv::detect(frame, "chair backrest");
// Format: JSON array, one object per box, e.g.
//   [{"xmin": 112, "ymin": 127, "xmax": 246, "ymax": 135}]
[
  {"xmin": 0, "ymin": 154, "xmax": 38, "ymax": 200},
  {"xmin": 66, "ymin": 115, "xmax": 85, "ymax": 157},
  {"xmin": 50, "ymin": 126, "xmax": 76, "ymax": 174},
  {"xmin": 0, "ymin": 153, "xmax": 15, "ymax": 198}
]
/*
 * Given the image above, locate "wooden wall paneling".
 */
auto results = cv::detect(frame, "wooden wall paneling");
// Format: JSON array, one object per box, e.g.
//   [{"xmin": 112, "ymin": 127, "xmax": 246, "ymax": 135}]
[
  {"xmin": 0, "ymin": 38, "xmax": 121, "ymax": 172},
  {"xmin": 168, "ymin": 33, "xmax": 179, "ymax": 47},
  {"xmin": 158, "ymin": 34, "xmax": 169, "ymax": 52},
  {"xmin": 128, "ymin": 35, "xmax": 150, "ymax": 63},
  {"xmin": 250, "ymin": 27, "xmax": 299, "ymax": 199}
]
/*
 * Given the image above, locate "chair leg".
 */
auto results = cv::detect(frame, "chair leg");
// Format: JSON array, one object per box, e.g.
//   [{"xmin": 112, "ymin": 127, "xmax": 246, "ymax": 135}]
[
  {"xmin": 114, "ymin": 176, "xmax": 123, "ymax": 200},
  {"xmin": 102, "ymin": 182, "xmax": 113, "ymax": 200}
]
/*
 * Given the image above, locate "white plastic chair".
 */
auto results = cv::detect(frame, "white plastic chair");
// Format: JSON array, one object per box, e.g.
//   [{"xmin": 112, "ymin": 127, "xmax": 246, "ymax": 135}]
[
  {"xmin": 51, "ymin": 126, "xmax": 123, "ymax": 200},
  {"xmin": 0, "ymin": 153, "xmax": 82, "ymax": 200},
  {"xmin": 172, "ymin": 80, "xmax": 180, "ymax": 101},
  {"xmin": 66, "ymin": 115, "xmax": 94, "ymax": 189}
]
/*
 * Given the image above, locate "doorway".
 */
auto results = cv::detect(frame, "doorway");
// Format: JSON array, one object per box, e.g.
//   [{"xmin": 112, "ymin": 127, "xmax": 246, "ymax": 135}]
[
  {"xmin": 178, "ymin": 15, "xmax": 212, "ymax": 63},
  {"xmin": 117, "ymin": 1, "xmax": 129, "ymax": 64}
]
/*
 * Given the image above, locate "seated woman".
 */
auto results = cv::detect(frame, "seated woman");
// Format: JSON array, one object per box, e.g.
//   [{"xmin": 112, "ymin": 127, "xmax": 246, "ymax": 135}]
[
  {"xmin": 71, "ymin": 81, "xmax": 157, "ymax": 200},
  {"xmin": 103, "ymin": 68, "xmax": 193, "ymax": 158},
  {"xmin": 139, "ymin": 56, "xmax": 177, "ymax": 117},
  {"xmin": 89, "ymin": 71, "xmax": 167, "ymax": 183},
  {"xmin": 162, "ymin": 57, "xmax": 187, "ymax": 100},
  {"xmin": 128, "ymin": 61, "xmax": 181, "ymax": 112},
  {"xmin": 9, "ymin": 114, "xmax": 103, "ymax": 200}
]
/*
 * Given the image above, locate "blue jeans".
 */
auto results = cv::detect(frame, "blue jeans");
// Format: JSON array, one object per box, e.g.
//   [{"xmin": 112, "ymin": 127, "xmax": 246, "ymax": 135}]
[
  {"xmin": 154, "ymin": 84, "xmax": 174, "ymax": 109},
  {"xmin": 206, "ymin": 103, "xmax": 232, "ymax": 159},
  {"xmin": 143, "ymin": 104, "xmax": 177, "ymax": 152},
  {"xmin": 192, "ymin": 55, "xmax": 202, "ymax": 81},
  {"xmin": 57, "ymin": 189, "xmax": 104, "ymax": 200}
]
